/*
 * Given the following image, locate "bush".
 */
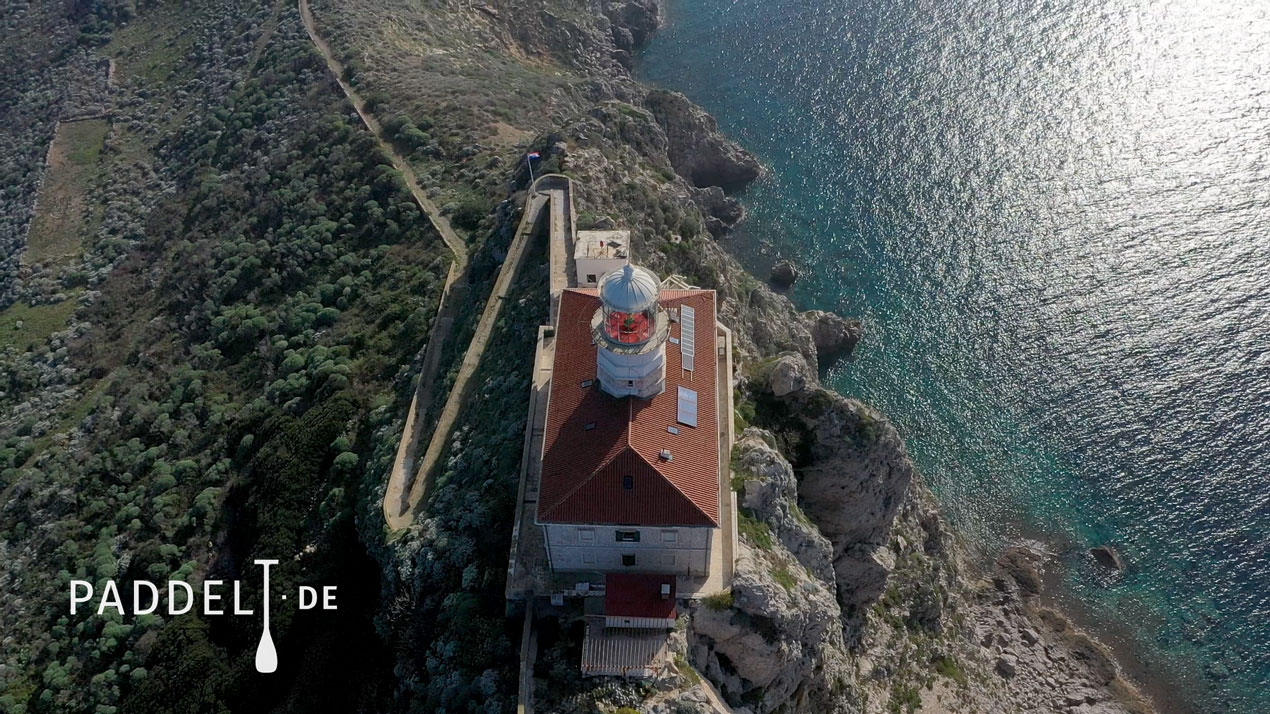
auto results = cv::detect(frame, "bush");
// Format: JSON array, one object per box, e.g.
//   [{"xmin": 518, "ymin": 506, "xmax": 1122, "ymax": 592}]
[
  {"xmin": 450, "ymin": 195, "xmax": 493, "ymax": 231},
  {"xmin": 737, "ymin": 511, "xmax": 773, "ymax": 550},
  {"xmin": 702, "ymin": 590, "xmax": 733, "ymax": 611}
]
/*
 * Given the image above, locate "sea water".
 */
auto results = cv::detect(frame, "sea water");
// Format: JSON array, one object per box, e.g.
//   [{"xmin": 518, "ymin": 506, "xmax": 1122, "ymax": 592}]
[{"xmin": 638, "ymin": 1, "xmax": 1270, "ymax": 711}]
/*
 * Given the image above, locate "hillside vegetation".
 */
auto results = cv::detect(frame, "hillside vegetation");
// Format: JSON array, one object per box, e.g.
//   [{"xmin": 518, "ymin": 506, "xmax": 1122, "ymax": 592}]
[
  {"xmin": 0, "ymin": 1, "xmax": 457, "ymax": 711},
  {"xmin": 2, "ymin": 0, "xmax": 816, "ymax": 712}
]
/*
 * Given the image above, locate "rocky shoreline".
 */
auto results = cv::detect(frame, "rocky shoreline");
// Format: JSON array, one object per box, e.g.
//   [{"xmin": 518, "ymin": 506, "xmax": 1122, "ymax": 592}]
[
  {"xmin": 292, "ymin": 0, "xmax": 1165, "ymax": 710},
  {"xmin": 526, "ymin": 2, "xmax": 1161, "ymax": 712}
]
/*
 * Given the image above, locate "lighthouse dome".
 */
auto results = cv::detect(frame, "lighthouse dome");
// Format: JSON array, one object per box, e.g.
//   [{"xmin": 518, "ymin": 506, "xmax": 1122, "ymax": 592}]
[{"xmin": 598, "ymin": 263, "xmax": 660, "ymax": 313}]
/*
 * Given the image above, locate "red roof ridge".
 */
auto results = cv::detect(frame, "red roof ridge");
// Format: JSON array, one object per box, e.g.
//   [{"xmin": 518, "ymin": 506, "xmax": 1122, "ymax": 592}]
[
  {"xmin": 538, "ymin": 289, "xmax": 720, "ymax": 527},
  {"xmin": 539, "ymin": 438, "xmax": 716, "ymax": 525}
]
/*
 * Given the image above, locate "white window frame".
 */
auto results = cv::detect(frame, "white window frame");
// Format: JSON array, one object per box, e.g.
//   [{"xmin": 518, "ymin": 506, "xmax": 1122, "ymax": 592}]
[{"xmin": 661, "ymin": 529, "xmax": 678, "ymax": 544}]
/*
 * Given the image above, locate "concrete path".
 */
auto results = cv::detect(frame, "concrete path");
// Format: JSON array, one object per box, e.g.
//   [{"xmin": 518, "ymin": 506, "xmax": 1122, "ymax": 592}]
[
  {"xmin": 297, "ymin": 0, "xmax": 481, "ymax": 530},
  {"xmin": 397, "ymin": 176, "xmax": 572, "ymax": 527}
]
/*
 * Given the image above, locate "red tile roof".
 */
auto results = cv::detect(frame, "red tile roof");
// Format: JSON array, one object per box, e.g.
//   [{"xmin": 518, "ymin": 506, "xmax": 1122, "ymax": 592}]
[
  {"xmin": 605, "ymin": 573, "xmax": 677, "ymax": 620},
  {"xmin": 537, "ymin": 288, "xmax": 720, "ymax": 527}
]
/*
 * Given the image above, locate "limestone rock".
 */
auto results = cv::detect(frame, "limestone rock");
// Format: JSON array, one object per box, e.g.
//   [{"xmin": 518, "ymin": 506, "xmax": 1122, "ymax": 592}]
[
  {"xmin": 603, "ymin": 0, "xmax": 660, "ymax": 51},
  {"xmin": 643, "ymin": 89, "xmax": 762, "ymax": 191},
  {"xmin": 833, "ymin": 542, "xmax": 895, "ymax": 608},
  {"xmin": 689, "ymin": 547, "xmax": 855, "ymax": 714},
  {"xmin": 690, "ymin": 185, "xmax": 745, "ymax": 237},
  {"xmin": 802, "ymin": 309, "xmax": 862, "ymax": 364},
  {"xmin": 998, "ymin": 546, "xmax": 1044, "ymax": 596},
  {"xmin": 733, "ymin": 429, "xmax": 834, "ymax": 581},
  {"xmin": 770, "ymin": 260, "xmax": 799, "ymax": 288},
  {"xmin": 781, "ymin": 388, "xmax": 914, "ymax": 608},
  {"xmin": 769, "ymin": 353, "xmax": 810, "ymax": 397}
]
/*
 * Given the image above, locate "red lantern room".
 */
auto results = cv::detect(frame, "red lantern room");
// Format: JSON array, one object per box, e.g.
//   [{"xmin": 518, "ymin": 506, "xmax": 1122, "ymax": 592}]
[{"xmin": 591, "ymin": 264, "xmax": 670, "ymax": 398}]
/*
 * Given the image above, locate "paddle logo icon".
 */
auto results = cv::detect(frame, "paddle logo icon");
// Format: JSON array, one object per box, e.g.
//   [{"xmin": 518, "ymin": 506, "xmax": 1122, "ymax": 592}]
[
  {"xmin": 254, "ymin": 559, "xmax": 279, "ymax": 673},
  {"xmin": 68, "ymin": 558, "xmax": 340, "ymax": 674}
]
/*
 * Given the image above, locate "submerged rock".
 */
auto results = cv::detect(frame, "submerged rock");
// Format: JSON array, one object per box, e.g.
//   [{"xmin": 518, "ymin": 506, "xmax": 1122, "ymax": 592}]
[{"xmin": 1090, "ymin": 544, "xmax": 1125, "ymax": 571}]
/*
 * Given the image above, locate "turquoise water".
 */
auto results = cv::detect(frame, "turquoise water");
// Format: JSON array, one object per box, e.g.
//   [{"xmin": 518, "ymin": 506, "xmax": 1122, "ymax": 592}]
[{"xmin": 638, "ymin": 1, "xmax": 1270, "ymax": 711}]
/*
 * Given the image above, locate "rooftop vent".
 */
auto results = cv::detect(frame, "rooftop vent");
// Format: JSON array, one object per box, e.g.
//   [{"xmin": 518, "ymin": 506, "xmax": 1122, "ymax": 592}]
[
  {"xmin": 667, "ymin": 426, "xmax": 680, "ymax": 435},
  {"xmin": 659, "ymin": 449, "xmax": 672, "ymax": 461},
  {"xmin": 584, "ymin": 422, "xmax": 596, "ymax": 431},
  {"xmin": 581, "ymin": 379, "xmax": 594, "ymax": 388}
]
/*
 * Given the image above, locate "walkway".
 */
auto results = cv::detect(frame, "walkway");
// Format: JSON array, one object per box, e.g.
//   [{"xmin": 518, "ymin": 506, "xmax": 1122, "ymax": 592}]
[
  {"xmin": 393, "ymin": 176, "xmax": 573, "ymax": 529},
  {"xmin": 298, "ymin": 0, "xmax": 478, "ymax": 530}
]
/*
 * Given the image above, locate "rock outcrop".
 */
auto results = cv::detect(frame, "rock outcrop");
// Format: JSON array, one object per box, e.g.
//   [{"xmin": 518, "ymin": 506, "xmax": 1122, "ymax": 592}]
[
  {"xmin": 690, "ymin": 430, "xmax": 854, "ymax": 713},
  {"xmin": 770, "ymin": 260, "xmax": 799, "ymax": 288},
  {"xmin": 690, "ymin": 184, "xmax": 746, "ymax": 237},
  {"xmin": 690, "ymin": 547, "xmax": 854, "ymax": 713},
  {"xmin": 802, "ymin": 309, "xmax": 863, "ymax": 365},
  {"xmin": 733, "ymin": 429, "xmax": 835, "ymax": 582},
  {"xmin": 643, "ymin": 89, "xmax": 762, "ymax": 191},
  {"xmin": 768, "ymin": 352, "xmax": 812, "ymax": 397},
  {"xmin": 603, "ymin": 0, "xmax": 659, "ymax": 51},
  {"xmin": 963, "ymin": 547, "xmax": 1154, "ymax": 714},
  {"xmin": 751, "ymin": 354, "xmax": 914, "ymax": 610}
]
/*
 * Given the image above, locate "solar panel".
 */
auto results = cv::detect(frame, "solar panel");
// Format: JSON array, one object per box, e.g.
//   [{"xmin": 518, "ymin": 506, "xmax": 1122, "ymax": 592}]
[
  {"xmin": 677, "ymin": 387, "xmax": 698, "ymax": 428},
  {"xmin": 680, "ymin": 305, "xmax": 696, "ymax": 371}
]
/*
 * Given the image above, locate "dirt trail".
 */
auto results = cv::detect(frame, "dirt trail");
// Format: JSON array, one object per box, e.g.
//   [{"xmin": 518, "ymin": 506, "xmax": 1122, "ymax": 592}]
[{"xmin": 297, "ymin": 0, "xmax": 472, "ymax": 530}]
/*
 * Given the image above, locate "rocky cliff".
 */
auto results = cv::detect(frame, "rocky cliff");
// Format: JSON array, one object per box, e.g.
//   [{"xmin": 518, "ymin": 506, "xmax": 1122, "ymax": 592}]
[
  {"xmin": 295, "ymin": 1, "xmax": 1161, "ymax": 712},
  {"xmin": 678, "ymin": 352, "xmax": 1155, "ymax": 714}
]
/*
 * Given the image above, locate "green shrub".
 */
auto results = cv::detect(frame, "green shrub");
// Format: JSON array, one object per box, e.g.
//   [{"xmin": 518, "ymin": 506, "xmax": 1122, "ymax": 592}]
[
  {"xmin": 932, "ymin": 654, "xmax": 968, "ymax": 687},
  {"xmin": 737, "ymin": 511, "xmax": 773, "ymax": 550},
  {"xmin": 771, "ymin": 564, "xmax": 797, "ymax": 592},
  {"xmin": 450, "ymin": 195, "xmax": 493, "ymax": 231},
  {"xmin": 703, "ymin": 590, "xmax": 734, "ymax": 611}
]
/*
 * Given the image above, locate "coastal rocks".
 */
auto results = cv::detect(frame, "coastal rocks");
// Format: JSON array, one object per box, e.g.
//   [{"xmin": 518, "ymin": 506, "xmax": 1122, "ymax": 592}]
[
  {"xmin": 769, "ymin": 352, "xmax": 811, "ymax": 397},
  {"xmin": 997, "ymin": 546, "xmax": 1044, "ymax": 596},
  {"xmin": 770, "ymin": 260, "xmax": 799, "ymax": 288},
  {"xmin": 689, "ymin": 185, "xmax": 745, "ymax": 237},
  {"xmin": 958, "ymin": 552, "xmax": 1156, "ymax": 714},
  {"xmin": 603, "ymin": 0, "xmax": 660, "ymax": 52},
  {"xmin": 833, "ymin": 542, "xmax": 895, "ymax": 608},
  {"xmin": 732, "ymin": 429, "xmax": 835, "ymax": 581},
  {"xmin": 643, "ymin": 89, "xmax": 762, "ymax": 191},
  {"xmin": 1091, "ymin": 544, "xmax": 1125, "ymax": 571},
  {"xmin": 769, "ymin": 385, "xmax": 914, "ymax": 609},
  {"xmin": 688, "ymin": 547, "xmax": 855, "ymax": 714},
  {"xmin": 689, "ymin": 429, "xmax": 854, "ymax": 713},
  {"xmin": 802, "ymin": 309, "xmax": 862, "ymax": 365},
  {"xmin": 722, "ymin": 283, "xmax": 818, "ymax": 363}
]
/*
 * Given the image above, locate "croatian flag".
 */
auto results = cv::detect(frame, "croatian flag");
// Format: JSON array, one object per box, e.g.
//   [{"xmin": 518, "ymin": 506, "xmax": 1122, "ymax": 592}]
[{"xmin": 526, "ymin": 151, "xmax": 541, "ymax": 160}]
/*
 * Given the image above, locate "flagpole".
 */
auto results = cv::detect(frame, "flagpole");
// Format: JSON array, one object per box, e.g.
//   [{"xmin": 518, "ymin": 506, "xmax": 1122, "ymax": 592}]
[{"xmin": 526, "ymin": 153, "xmax": 535, "ymax": 187}]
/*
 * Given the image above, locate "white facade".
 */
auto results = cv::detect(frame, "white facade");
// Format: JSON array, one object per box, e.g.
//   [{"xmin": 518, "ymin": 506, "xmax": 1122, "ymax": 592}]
[
  {"xmin": 574, "ymin": 230, "xmax": 630, "ymax": 286},
  {"xmin": 595, "ymin": 341, "xmax": 666, "ymax": 398},
  {"xmin": 544, "ymin": 524, "xmax": 714, "ymax": 575}
]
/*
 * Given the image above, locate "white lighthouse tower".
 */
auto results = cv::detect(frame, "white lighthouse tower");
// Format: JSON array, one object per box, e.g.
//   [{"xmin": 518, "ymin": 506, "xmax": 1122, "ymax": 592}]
[{"xmin": 591, "ymin": 263, "xmax": 670, "ymax": 399}]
